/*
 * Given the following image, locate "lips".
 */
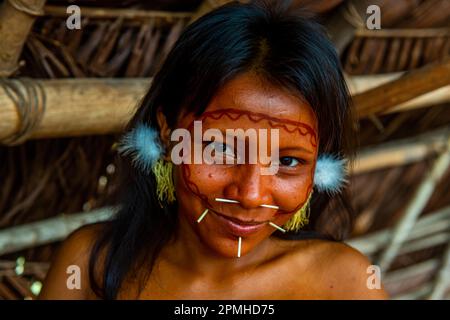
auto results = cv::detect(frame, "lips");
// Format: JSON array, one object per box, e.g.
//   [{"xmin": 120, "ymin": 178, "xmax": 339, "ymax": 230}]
[
  {"xmin": 210, "ymin": 209, "xmax": 268, "ymax": 237},
  {"xmin": 215, "ymin": 211, "xmax": 269, "ymax": 225}
]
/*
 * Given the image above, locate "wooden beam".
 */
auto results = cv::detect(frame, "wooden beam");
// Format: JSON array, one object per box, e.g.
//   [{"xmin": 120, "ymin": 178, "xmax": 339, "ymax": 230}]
[
  {"xmin": 353, "ymin": 57, "xmax": 450, "ymax": 118},
  {"xmin": 347, "ymin": 73, "xmax": 450, "ymax": 114},
  {"xmin": 0, "ymin": 207, "xmax": 114, "ymax": 255},
  {"xmin": 355, "ymin": 28, "xmax": 450, "ymax": 38},
  {"xmin": 376, "ymin": 135, "xmax": 450, "ymax": 271},
  {"xmin": 0, "ymin": 78, "xmax": 149, "ymax": 142},
  {"xmin": 0, "ymin": 0, "xmax": 47, "ymax": 77},
  {"xmin": 348, "ymin": 205, "xmax": 450, "ymax": 256},
  {"xmin": 324, "ymin": 0, "xmax": 362, "ymax": 55},
  {"xmin": 44, "ymin": 5, "xmax": 192, "ymax": 22},
  {"xmin": 352, "ymin": 126, "xmax": 450, "ymax": 174}
]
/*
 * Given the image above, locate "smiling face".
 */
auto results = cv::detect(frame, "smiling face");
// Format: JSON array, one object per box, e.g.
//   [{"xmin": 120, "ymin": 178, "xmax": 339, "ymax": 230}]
[{"xmin": 164, "ymin": 72, "xmax": 318, "ymax": 258}]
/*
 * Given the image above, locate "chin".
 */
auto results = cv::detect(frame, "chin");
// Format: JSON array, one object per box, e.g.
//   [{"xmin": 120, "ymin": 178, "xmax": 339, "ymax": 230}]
[{"xmin": 201, "ymin": 234, "xmax": 259, "ymax": 259}]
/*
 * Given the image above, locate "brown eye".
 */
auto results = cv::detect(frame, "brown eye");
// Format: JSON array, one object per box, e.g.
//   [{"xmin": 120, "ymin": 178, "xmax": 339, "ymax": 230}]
[
  {"xmin": 280, "ymin": 157, "xmax": 303, "ymax": 167},
  {"xmin": 207, "ymin": 141, "xmax": 235, "ymax": 158}
]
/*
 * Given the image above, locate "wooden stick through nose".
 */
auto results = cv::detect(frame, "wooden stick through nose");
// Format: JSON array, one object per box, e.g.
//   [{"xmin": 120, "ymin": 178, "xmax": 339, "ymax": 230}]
[{"xmin": 215, "ymin": 197, "xmax": 239, "ymax": 203}]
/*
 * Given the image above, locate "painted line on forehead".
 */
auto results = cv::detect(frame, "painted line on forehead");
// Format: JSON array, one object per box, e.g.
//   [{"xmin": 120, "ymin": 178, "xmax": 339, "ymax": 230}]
[
  {"xmin": 185, "ymin": 108, "xmax": 317, "ymax": 147},
  {"xmin": 201, "ymin": 108, "xmax": 315, "ymax": 129}
]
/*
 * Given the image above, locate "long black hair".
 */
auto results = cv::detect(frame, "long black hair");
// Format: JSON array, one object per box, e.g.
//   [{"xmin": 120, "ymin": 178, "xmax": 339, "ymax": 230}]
[{"xmin": 88, "ymin": 0, "xmax": 356, "ymax": 299}]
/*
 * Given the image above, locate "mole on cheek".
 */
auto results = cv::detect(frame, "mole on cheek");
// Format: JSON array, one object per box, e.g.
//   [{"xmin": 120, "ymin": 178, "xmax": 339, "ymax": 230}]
[{"xmin": 208, "ymin": 173, "xmax": 213, "ymax": 178}]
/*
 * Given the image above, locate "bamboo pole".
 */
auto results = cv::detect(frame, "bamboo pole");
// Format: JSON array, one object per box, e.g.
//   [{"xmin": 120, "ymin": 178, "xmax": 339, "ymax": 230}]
[
  {"xmin": 348, "ymin": 205, "xmax": 450, "ymax": 256},
  {"xmin": 376, "ymin": 135, "xmax": 450, "ymax": 271},
  {"xmin": 384, "ymin": 259, "xmax": 440, "ymax": 299},
  {"xmin": 400, "ymin": 233, "xmax": 450, "ymax": 256},
  {"xmin": 345, "ymin": 73, "xmax": 450, "ymax": 115},
  {"xmin": 0, "ymin": 78, "xmax": 150, "ymax": 142},
  {"xmin": 44, "ymin": 5, "xmax": 192, "ymax": 22},
  {"xmin": 1, "ymin": 76, "xmax": 449, "ymax": 144},
  {"xmin": 428, "ymin": 240, "xmax": 450, "ymax": 299},
  {"xmin": 351, "ymin": 126, "xmax": 450, "ymax": 174},
  {"xmin": 353, "ymin": 57, "xmax": 450, "ymax": 118},
  {"xmin": 384, "ymin": 259, "xmax": 439, "ymax": 285},
  {"xmin": 355, "ymin": 28, "xmax": 450, "ymax": 38},
  {"xmin": 0, "ymin": 207, "xmax": 114, "ymax": 255},
  {"xmin": 0, "ymin": 260, "xmax": 49, "ymax": 277},
  {"xmin": 386, "ymin": 86, "xmax": 450, "ymax": 114},
  {"xmin": 392, "ymin": 283, "xmax": 433, "ymax": 300},
  {"xmin": 324, "ymin": 0, "xmax": 366, "ymax": 55},
  {"xmin": 0, "ymin": 0, "xmax": 47, "ymax": 77}
]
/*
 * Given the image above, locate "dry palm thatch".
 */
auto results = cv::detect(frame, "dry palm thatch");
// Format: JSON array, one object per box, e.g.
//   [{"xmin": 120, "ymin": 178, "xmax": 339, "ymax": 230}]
[{"xmin": 340, "ymin": 0, "xmax": 450, "ymax": 74}]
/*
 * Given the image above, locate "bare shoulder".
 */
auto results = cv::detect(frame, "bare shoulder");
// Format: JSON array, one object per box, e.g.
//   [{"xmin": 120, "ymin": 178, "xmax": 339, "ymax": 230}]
[
  {"xmin": 38, "ymin": 223, "xmax": 107, "ymax": 300},
  {"xmin": 275, "ymin": 238, "xmax": 389, "ymax": 299},
  {"xmin": 311, "ymin": 240, "xmax": 388, "ymax": 299}
]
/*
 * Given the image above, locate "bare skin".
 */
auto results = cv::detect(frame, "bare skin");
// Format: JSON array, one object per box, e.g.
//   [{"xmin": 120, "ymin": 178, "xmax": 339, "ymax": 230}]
[{"xmin": 39, "ymin": 72, "xmax": 389, "ymax": 300}]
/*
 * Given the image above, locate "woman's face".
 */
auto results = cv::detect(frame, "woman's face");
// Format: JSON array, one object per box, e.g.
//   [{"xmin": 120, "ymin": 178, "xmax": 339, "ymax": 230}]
[{"xmin": 169, "ymin": 72, "xmax": 318, "ymax": 258}]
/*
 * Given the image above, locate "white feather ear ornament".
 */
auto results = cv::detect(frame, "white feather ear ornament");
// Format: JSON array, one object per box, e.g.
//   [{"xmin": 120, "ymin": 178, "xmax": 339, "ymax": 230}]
[
  {"xmin": 117, "ymin": 123, "xmax": 164, "ymax": 173},
  {"xmin": 313, "ymin": 154, "xmax": 348, "ymax": 194}
]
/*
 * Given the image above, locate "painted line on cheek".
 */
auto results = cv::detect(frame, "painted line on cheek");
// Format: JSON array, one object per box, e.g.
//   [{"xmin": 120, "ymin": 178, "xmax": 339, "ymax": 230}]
[
  {"xmin": 197, "ymin": 209, "xmax": 209, "ymax": 223},
  {"xmin": 237, "ymin": 237, "xmax": 242, "ymax": 258},
  {"xmin": 268, "ymin": 222, "xmax": 286, "ymax": 233}
]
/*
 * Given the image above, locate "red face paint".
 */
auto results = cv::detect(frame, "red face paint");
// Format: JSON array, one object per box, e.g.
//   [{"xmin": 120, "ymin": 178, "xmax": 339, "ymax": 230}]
[
  {"xmin": 181, "ymin": 108, "xmax": 317, "ymax": 211},
  {"xmin": 172, "ymin": 72, "xmax": 318, "ymax": 258}
]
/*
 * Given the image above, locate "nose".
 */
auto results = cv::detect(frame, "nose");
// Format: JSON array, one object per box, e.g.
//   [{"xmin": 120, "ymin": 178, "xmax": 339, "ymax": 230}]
[{"xmin": 223, "ymin": 164, "xmax": 273, "ymax": 209}]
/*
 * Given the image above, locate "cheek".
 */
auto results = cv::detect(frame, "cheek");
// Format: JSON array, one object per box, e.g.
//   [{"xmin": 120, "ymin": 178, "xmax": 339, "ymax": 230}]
[
  {"xmin": 178, "ymin": 164, "xmax": 233, "ymax": 205},
  {"xmin": 271, "ymin": 167, "xmax": 315, "ymax": 212},
  {"xmin": 177, "ymin": 162, "xmax": 314, "ymax": 213}
]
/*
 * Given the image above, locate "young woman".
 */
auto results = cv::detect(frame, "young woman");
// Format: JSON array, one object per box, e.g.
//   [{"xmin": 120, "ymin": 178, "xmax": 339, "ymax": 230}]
[{"xmin": 40, "ymin": 1, "xmax": 388, "ymax": 300}]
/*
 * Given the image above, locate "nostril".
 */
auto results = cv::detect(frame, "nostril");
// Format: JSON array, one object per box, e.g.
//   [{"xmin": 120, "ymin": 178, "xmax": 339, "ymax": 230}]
[{"xmin": 222, "ymin": 165, "xmax": 273, "ymax": 209}]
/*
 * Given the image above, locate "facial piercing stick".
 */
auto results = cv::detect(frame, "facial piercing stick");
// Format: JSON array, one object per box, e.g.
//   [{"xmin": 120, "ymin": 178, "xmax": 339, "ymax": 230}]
[
  {"xmin": 215, "ymin": 198, "xmax": 239, "ymax": 203},
  {"xmin": 268, "ymin": 222, "xmax": 286, "ymax": 233},
  {"xmin": 260, "ymin": 204, "xmax": 279, "ymax": 209},
  {"xmin": 197, "ymin": 209, "xmax": 209, "ymax": 223},
  {"xmin": 237, "ymin": 237, "xmax": 242, "ymax": 258},
  {"xmin": 259, "ymin": 204, "xmax": 285, "ymax": 232}
]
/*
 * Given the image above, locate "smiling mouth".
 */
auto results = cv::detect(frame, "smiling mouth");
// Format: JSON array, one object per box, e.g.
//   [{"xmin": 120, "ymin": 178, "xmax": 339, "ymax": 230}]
[
  {"xmin": 209, "ymin": 209, "xmax": 271, "ymax": 237},
  {"xmin": 211, "ymin": 209, "xmax": 269, "ymax": 225}
]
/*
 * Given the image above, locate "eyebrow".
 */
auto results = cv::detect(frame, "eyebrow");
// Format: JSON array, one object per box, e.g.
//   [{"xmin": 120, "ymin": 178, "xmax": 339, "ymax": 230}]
[
  {"xmin": 279, "ymin": 146, "xmax": 314, "ymax": 154},
  {"xmin": 201, "ymin": 128, "xmax": 314, "ymax": 153}
]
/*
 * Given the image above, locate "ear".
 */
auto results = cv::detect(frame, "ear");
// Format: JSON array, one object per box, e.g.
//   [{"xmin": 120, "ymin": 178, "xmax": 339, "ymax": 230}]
[{"xmin": 156, "ymin": 108, "xmax": 171, "ymax": 161}]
